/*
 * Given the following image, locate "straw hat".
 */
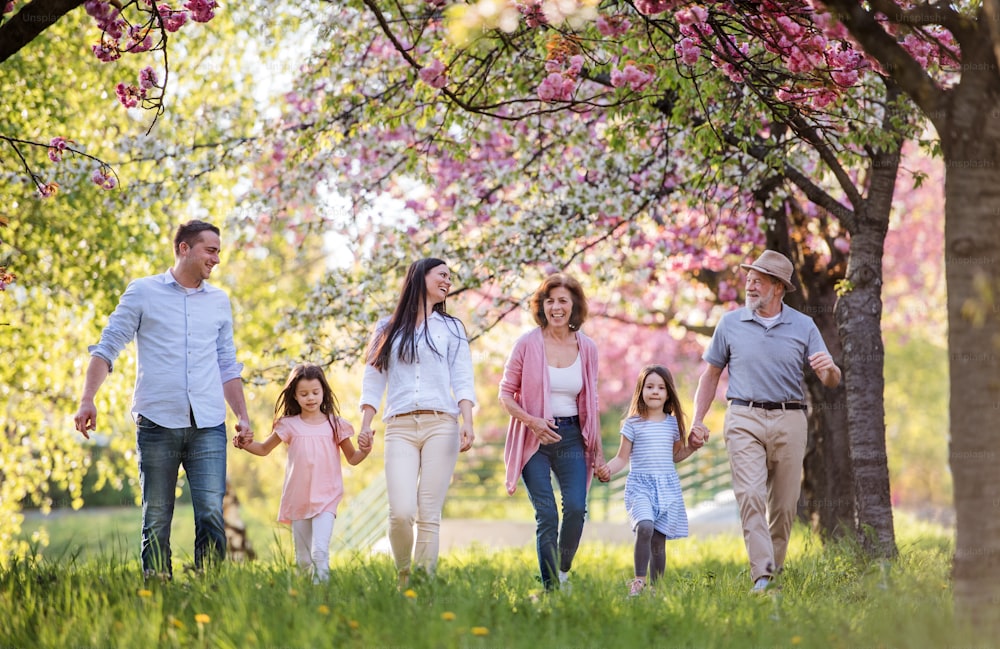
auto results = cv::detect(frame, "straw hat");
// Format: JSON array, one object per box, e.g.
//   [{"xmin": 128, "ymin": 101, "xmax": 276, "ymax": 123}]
[{"xmin": 740, "ymin": 250, "xmax": 797, "ymax": 292}]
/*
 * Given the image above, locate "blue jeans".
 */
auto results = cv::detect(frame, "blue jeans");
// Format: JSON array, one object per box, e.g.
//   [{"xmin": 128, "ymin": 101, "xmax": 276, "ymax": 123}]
[
  {"xmin": 136, "ymin": 414, "xmax": 227, "ymax": 576},
  {"xmin": 521, "ymin": 416, "xmax": 588, "ymax": 589}
]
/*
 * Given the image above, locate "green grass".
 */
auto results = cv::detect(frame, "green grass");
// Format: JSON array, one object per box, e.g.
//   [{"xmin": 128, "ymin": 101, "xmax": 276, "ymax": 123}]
[{"xmin": 2, "ymin": 514, "xmax": 982, "ymax": 649}]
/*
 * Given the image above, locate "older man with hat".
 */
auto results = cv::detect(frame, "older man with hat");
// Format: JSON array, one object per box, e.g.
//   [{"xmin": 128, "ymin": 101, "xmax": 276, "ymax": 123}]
[{"xmin": 691, "ymin": 250, "xmax": 841, "ymax": 593}]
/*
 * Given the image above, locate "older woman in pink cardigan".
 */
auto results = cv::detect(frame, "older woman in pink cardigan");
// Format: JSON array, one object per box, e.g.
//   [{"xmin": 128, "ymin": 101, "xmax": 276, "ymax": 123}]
[{"xmin": 499, "ymin": 273, "xmax": 608, "ymax": 591}]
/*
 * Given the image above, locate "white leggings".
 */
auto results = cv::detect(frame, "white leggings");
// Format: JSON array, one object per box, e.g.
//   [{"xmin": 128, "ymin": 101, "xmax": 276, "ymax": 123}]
[{"xmin": 291, "ymin": 511, "xmax": 336, "ymax": 582}]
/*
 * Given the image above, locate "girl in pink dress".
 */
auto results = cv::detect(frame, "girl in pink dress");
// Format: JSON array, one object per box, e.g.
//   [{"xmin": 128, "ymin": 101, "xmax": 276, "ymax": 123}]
[{"xmin": 237, "ymin": 364, "xmax": 372, "ymax": 582}]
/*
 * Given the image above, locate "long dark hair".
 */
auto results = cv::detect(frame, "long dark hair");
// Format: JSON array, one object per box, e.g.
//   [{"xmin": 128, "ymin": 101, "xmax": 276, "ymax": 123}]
[
  {"xmin": 274, "ymin": 363, "xmax": 340, "ymax": 437},
  {"xmin": 367, "ymin": 258, "xmax": 464, "ymax": 372},
  {"xmin": 625, "ymin": 364, "xmax": 687, "ymax": 444}
]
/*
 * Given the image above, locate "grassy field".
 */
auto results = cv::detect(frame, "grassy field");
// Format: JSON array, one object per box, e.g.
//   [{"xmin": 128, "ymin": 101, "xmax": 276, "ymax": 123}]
[{"xmin": 3, "ymin": 511, "xmax": 982, "ymax": 649}]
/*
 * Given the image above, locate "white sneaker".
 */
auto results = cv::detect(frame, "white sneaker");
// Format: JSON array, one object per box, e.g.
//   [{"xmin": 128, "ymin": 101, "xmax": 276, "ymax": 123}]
[
  {"xmin": 558, "ymin": 570, "xmax": 571, "ymax": 593},
  {"xmin": 751, "ymin": 577, "xmax": 772, "ymax": 593}
]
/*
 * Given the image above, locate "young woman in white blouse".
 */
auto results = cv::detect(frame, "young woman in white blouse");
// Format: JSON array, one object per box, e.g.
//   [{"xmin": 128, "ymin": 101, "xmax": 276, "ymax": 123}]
[{"xmin": 360, "ymin": 258, "xmax": 476, "ymax": 587}]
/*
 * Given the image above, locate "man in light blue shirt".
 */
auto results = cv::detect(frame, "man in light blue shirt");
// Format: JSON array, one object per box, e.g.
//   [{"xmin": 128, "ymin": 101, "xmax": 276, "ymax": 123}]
[{"xmin": 74, "ymin": 220, "xmax": 252, "ymax": 578}]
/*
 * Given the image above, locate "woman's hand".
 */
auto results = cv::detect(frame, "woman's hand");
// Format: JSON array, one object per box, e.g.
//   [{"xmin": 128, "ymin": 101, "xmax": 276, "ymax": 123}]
[
  {"xmin": 459, "ymin": 421, "xmax": 475, "ymax": 452},
  {"xmin": 528, "ymin": 417, "xmax": 561, "ymax": 444}
]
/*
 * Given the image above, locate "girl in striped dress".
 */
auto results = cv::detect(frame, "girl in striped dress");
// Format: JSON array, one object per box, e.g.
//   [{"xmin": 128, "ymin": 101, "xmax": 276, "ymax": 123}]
[{"xmin": 603, "ymin": 364, "xmax": 703, "ymax": 596}]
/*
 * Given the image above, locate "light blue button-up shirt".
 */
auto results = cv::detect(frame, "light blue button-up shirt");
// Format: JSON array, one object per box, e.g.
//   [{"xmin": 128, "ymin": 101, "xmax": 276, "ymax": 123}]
[
  {"xmin": 89, "ymin": 270, "xmax": 244, "ymax": 429},
  {"xmin": 360, "ymin": 311, "xmax": 477, "ymax": 419}
]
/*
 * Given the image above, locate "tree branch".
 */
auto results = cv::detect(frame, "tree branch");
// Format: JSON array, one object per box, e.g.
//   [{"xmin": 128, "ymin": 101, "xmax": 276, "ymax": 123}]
[{"xmin": 0, "ymin": 0, "xmax": 86, "ymax": 65}]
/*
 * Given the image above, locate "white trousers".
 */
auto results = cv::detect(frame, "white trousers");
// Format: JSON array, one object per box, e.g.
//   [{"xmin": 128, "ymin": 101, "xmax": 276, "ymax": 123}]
[{"xmin": 384, "ymin": 412, "xmax": 460, "ymax": 575}]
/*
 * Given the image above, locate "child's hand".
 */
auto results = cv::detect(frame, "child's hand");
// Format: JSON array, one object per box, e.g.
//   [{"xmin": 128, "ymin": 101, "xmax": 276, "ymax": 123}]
[
  {"xmin": 595, "ymin": 464, "xmax": 611, "ymax": 482},
  {"xmin": 358, "ymin": 427, "xmax": 374, "ymax": 453}
]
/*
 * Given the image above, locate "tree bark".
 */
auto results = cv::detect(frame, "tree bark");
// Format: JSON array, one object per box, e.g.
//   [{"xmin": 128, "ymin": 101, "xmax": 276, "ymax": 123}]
[
  {"xmin": 940, "ymin": 44, "xmax": 1000, "ymax": 632},
  {"xmin": 835, "ymin": 136, "xmax": 899, "ymax": 558}
]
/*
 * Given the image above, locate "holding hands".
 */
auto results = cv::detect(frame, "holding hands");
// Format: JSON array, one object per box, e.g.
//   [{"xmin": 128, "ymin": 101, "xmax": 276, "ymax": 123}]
[
  {"xmin": 358, "ymin": 426, "xmax": 374, "ymax": 454},
  {"xmin": 233, "ymin": 419, "xmax": 253, "ymax": 448},
  {"xmin": 689, "ymin": 422, "xmax": 710, "ymax": 449}
]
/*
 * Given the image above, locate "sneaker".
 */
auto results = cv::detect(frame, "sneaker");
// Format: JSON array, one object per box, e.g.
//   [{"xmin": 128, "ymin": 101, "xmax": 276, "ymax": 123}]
[
  {"xmin": 750, "ymin": 577, "xmax": 772, "ymax": 593},
  {"xmin": 397, "ymin": 569, "xmax": 410, "ymax": 590},
  {"xmin": 558, "ymin": 570, "xmax": 571, "ymax": 593},
  {"xmin": 629, "ymin": 578, "xmax": 646, "ymax": 597}
]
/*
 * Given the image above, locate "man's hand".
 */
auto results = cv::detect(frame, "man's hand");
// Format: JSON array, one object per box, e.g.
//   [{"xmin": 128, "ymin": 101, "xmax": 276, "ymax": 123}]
[{"xmin": 74, "ymin": 400, "xmax": 98, "ymax": 439}]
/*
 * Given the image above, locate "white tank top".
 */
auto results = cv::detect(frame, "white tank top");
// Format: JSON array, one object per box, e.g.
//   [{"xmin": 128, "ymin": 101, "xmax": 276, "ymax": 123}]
[{"xmin": 548, "ymin": 354, "xmax": 582, "ymax": 417}]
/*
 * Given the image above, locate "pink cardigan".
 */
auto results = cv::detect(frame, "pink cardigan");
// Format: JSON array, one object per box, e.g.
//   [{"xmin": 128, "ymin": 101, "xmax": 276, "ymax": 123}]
[{"xmin": 499, "ymin": 327, "xmax": 603, "ymax": 495}]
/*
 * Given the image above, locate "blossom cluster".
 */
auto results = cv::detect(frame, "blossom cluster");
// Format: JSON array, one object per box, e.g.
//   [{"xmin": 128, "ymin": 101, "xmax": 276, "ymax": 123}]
[{"xmin": 419, "ymin": 59, "xmax": 448, "ymax": 89}]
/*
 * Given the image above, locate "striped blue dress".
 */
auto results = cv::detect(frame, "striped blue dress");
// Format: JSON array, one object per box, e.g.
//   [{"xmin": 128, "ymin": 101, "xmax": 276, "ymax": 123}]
[{"xmin": 622, "ymin": 415, "xmax": 689, "ymax": 539}]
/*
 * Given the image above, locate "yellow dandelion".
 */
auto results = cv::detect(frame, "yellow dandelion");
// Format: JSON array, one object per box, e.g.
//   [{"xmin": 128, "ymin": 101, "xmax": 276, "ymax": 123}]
[
  {"xmin": 169, "ymin": 617, "xmax": 185, "ymax": 629},
  {"xmin": 317, "ymin": 604, "xmax": 330, "ymax": 615},
  {"xmin": 441, "ymin": 611, "xmax": 456, "ymax": 621},
  {"xmin": 194, "ymin": 614, "xmax": 211, "ymax": 625},
  {"xmin": 403, "ymin": 588, "xmax": 417, "ymax": 599},
  {"xmin": 137, "ymin": 589, "xmax": 153, "ymax": 598},
  {"xmin": 348, "ymin": 620, "xmax": 360, "ymax": 630},
  {"xmin": 288, "ymin": 588, "xmax": 298, "ymax": 597},
  {"xmin": 471, "ymin": 626, "xmax": 490, "ymax": 636},
  {"xmin": 791, "ymin": 637, "xmax": 802, "ymax": 645}
]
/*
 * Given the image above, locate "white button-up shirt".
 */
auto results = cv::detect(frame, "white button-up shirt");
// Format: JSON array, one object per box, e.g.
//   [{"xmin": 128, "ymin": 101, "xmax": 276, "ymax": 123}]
[
  {"xmin": 360, "ymin": 311, "xmax": 476, "ymax": 419},
  {"xmin": 89, "ymin": 270, "xmax": 244, "ymax": 429}
]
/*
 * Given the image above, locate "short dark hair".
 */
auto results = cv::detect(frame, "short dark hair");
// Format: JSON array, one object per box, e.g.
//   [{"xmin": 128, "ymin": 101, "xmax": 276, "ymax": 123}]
[
  {"xmin": 529, "ymin": 273, "xmax": 588, "ymax": 330},
  {"xmin": 174, "ymin": 220, "xmax": 220, "ymax": 254}
]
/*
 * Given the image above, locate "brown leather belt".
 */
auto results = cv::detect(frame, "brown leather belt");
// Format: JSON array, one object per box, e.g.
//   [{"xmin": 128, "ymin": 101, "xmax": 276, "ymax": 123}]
[{"xmin": 396, "ymin": 409, "xmax": 446, "ymax": 417}]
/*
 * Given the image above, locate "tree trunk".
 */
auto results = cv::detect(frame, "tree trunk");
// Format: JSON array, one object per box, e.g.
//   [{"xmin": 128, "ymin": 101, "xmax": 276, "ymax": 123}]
[
  {"xmin": 940, "ymin": 63, "xmax": 1000, "ymax": 632},
  {"xmin": 835, "ymin": 138, "xmax": 899, "ymax": 558}
]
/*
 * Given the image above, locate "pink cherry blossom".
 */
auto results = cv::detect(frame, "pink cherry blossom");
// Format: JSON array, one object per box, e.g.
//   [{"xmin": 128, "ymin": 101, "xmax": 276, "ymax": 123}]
[
  {"xmin": 419, "ymin": 58, "xmax": 448, "ymax": 89},
  {"xmin": 537, "ymin": 72, "xmax": 575, "ymax": 102},
  {"xmin": 610, "ymin": 64, "xmax": 655, "ymax": 92},
  {"xmin": 115, "ymin": 82, "xmax": 144, "ymax": 108},
  {"xmin": 675, "ymin": 5, "xmax": 708, "ymax": 26},
  {"xmin": 139, "ymin": 66, "xmax": 159, "ymax": 90},
  {"xmin": 183, "ymin": 0, "xmax": 216, "ymax": 23},
  {"xmin": 634, "ymin": 0, "xmax": 676, "ymax": 16},
  {"xmin": 126, "ymin": 25, "xmax": 154, "ymax": 53},
  {"xmin": 91, "ymin": 167, "xmax": 118, "ymax": 190},
  {"xmin": 596, "ymin": 14, "xmax": 631, "ymax": 38},
  {"xmin": 158, "ymin": 4, "xmax": 189, "ymax": 32},
  {"xmin": 48, "ymin": 137, "xmax": 70, "ymax": 163},
  {"xmin": 676, "ymin": 37, "xmax": 701, "ymax": 65},
  {"xmin": 519, "ymin": 2, "xmax": 547, "ymax": 28},
  {"xmin": 92, "ymin": 40, "xmax": 121, "ymax": 63}
]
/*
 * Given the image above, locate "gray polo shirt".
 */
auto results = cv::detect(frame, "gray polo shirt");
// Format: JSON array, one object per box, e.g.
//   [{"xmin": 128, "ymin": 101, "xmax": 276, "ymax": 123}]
[{"xmin": 703, "ymin": 305, "xmax": 828, "ymax": 402}]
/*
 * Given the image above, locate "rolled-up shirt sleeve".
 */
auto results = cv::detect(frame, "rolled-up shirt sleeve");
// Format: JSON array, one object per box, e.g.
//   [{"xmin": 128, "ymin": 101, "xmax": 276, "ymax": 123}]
[
  {"xmin": 89, "ymin": 280, "xmax": 145, "ymax": 372},
  {"xmin": 359, "ymin": 322, "xmax": 388, "ymax": 413},
  {"xmin": 215, "ymin": 294, "xmax": 244, "ymax": 383},
  {"xmin": 450, "ymin": 327, "xmax": 476, "ymax": 407}
]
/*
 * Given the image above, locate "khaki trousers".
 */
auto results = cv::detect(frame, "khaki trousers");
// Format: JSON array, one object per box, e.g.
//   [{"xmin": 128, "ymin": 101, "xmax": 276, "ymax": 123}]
[
  {"xmin": 384, "ymin": 412, "xmax": 460, "ymax": 575},
  {"xmin": 724, "ymin": 404, "xmax": 807, "ymax": 582}
]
